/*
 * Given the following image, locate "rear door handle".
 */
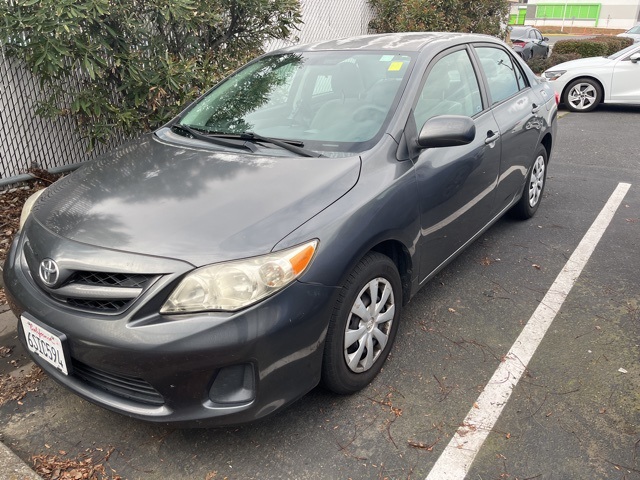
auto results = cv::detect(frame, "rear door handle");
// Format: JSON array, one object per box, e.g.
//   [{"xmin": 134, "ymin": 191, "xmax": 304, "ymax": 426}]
[
  {"xmin": 485, "ymin": 132, "xmax": 500, "ymax": 145},
  {"xmin": 532, "ymin": 103, "xmax": 541, "ymax": 114}
]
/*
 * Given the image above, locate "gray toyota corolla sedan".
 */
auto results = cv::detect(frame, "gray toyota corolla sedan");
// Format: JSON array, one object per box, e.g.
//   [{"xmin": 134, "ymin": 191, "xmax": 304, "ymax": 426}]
[{"xmin": 4, "ymin": 33, "xmax": 557, "ymax": 426}]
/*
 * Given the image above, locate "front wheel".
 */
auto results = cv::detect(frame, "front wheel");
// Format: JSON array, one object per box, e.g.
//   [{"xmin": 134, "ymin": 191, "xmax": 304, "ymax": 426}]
[
  {"xmin": 510, "ymin": 145, "xmax": 548, "ymax": 219},
  {"xmin": 321, "ymin": 252, "xmax": 402, "ymax": 394},
  {"xmin": 563, "ymin": 78, "xmax": 602, "ymax": 112}
]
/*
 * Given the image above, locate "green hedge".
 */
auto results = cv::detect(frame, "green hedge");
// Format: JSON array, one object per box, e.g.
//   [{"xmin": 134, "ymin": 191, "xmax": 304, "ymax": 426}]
[
  {"xmin": 553, "ymin": 40, "xmax": 608, "ymax": 57},
  {"xmin": 553, "ymin": 36, "xmax": 634, "ymax": 57},
  {"xmin": 591, "ymin": 36, "xmax": 635, "ymax": 55}
]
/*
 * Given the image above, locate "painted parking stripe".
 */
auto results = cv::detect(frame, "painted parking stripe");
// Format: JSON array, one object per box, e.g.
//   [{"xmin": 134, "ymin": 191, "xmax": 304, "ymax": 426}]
[{"xmin": 426, "ymin": 182, "xmax": 632, "ymax": 480}]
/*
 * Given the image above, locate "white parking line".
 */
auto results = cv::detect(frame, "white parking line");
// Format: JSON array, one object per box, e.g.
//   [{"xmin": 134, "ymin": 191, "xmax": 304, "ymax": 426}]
[{"xmin": 426, "ymin": 182, "xmax": 632, "ymax": 480}]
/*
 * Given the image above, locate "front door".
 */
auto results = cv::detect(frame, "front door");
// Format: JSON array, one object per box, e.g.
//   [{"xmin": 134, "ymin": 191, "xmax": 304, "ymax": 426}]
[
  {"xmin": 610, "ymin": 50, "xmax": 640, "ymax": 103},
  {"xmin": 412, "ymin": 47, "xmax": 501, "ymax": 282}
]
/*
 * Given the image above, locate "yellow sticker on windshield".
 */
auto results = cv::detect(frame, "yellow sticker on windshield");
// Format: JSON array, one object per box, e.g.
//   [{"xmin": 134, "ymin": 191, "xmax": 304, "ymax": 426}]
[{"xmin": 388, "ymin": 61, "xmax": 403, "ymax": 71}]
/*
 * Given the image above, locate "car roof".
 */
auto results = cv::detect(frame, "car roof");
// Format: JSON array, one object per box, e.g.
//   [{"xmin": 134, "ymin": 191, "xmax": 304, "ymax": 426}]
[{"xmin": 275, "ymin": 32, "xmax": 501, "ymax": 53}]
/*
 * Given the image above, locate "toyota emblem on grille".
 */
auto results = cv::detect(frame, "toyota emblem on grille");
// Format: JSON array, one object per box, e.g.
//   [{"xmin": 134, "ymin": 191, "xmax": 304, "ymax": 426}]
[{"xmin": 39, "ymin": 259, "xmax": 59, "ymax": 287}]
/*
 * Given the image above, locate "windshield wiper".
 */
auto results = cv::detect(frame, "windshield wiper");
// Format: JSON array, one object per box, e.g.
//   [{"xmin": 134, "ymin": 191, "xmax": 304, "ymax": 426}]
[
  {"xmin": 239, "ymin": 132, "xmax": 323, "ymax": 157},
  {"xmin": 170, "ymin": 124, "xmax": 258, "ymax": 153}
]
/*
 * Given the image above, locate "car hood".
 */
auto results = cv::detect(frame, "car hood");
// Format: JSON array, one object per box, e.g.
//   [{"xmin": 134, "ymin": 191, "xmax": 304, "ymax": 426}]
[
  {"xmin": 31, "ymin": 131, "xmax": 361, "ymax": 266},
  {"xmin": 549, "ymin": 56, "xmax": 612, "ymax": 71}
]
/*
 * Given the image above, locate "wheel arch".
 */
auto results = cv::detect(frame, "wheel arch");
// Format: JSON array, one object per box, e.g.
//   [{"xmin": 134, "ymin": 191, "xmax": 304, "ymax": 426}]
[
  {"xmin": 370, "ymin": 240, "xmax": 413, "ymax": 306},
  {"xmin": 540, "ymin": 132, "xmax": 553, "ymax": 162}
]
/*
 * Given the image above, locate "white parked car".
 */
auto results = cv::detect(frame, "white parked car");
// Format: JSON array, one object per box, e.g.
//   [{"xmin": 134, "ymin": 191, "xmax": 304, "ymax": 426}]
[
  {"xmin": 617, "ymin": 24, "xmax": 640, "ymax": 43},
  {"xmin": 543, "ymin": 43, "xmax": 640, "ymax": 112}
]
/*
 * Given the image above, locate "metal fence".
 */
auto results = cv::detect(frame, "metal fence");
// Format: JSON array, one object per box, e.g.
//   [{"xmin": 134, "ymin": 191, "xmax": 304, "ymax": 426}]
[
  {"xmin": 267, "ymin": 0, "xmax": 374, "ymax": 51},
  {"xmin": 0, "ymin": 0, "xmax": 373, "ymax": 186},
  {"xmin": 0, "ymin": 47, "xmax": 119, "ymax": 183}
]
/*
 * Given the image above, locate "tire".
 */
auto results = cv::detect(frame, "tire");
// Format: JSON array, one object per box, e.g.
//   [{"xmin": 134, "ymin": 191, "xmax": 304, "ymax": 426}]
[
  {"xmin": 321, "ymin": 252, "xmax": 402, "ymax": 394},
  {"xmin": 563, "ymin": 78, "xmax": 602, "ymax": 112},
  {"xmin": 510, "ymin": 144, "xmax": 548, "ymax": 219}
]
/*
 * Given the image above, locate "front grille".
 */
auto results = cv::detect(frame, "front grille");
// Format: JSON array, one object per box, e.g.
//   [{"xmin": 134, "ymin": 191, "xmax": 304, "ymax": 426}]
[
  {"xmin": 48, "ymin": 270, "xmax": 157, "ymax": 314},
  {"xmin": 22, "ymin": 230, "xmax": 163, "ymax": 315},
  {"xmin": 72, "ymin": 359, "xmax": 165, "ymax": 406},
  {"xmin": 66, "ymin": 298, "xmax": 130, "ymax": 312},
  {"xmin": 68, "ymin": 272, "xmax": 151, "ymax": 289}
]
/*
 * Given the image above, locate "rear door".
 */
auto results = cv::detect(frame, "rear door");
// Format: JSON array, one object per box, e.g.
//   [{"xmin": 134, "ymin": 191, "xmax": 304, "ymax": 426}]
[
  {"xmin": 473, "ymin": 45, "xmax": 544, "ymax": 213},
  {"xmin": 528, "ymin": 29, "xmax": 540, "ymax": 57},
  {"xmin": 412, "ymin": 46, "xmax": 502, "ymax": 281}
]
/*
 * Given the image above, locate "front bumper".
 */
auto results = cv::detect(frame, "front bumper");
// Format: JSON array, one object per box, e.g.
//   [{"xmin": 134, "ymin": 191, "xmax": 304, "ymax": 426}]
[{"xmin": 3, "ymin": 231, "xmax": 336, "ymax": 427}]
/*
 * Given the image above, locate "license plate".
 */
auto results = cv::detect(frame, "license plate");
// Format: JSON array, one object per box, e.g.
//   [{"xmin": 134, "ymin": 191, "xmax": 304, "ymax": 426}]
[{"xmin": 21, "ymin": 315, "xmax": 69, "ymax": 375}]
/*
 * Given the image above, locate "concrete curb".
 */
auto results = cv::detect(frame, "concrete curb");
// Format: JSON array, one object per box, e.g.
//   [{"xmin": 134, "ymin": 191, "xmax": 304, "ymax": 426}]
[{"xmin": 0, "ymin": 440, "xmax": 41, "ymax": 480}]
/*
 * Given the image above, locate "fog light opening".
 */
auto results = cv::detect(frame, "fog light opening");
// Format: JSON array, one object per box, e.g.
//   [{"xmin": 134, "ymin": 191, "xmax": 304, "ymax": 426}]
[{"xmin": 208, "ymin": 363, "xmax": 256, "ymax": 405}]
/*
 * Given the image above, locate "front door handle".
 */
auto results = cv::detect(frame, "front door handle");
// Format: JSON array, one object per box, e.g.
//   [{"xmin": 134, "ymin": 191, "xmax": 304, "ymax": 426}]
[
  {"xmin": 532, "ymin": 103, "xmax": 541, "ymax": 114},
  {"xmin": 485, "ymin": 132, "xmax": 500, "ymax": 145}
]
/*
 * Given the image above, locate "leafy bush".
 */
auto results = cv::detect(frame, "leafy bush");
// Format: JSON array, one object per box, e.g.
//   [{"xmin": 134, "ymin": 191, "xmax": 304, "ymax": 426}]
[
  {"xmin": 590, "ymin": 35, "xmax": 634, "ymax": 55},
  {"xmin": 0, "ymin": 0, "xmax": 301, "ymax": 146},
  {"xmin": 526, "ymin": 53, "xmax": 581, "ymax": 75},
  {"xmin": 553, "ymin": 39, "xmax": 608, "ymax": 57},
  {"xmin": 369, "ymin": 0, "xmax": 510, "ymax": 39},
  {"xmin": 552, "ymin": 36, "xmax": 634, "ymax": 58}
]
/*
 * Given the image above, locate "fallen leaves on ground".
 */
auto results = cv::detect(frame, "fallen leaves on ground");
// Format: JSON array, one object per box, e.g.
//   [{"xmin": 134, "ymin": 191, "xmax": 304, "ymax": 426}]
[
  {"xmin": 32, "ymin": 447, "xmax": 121, "ymax": 480},
  {"xmin": 407, "ymin": 439, "xmax": 439, "ymax": 451},
  {"xmin": 480, "ymin": 256, "xmax": 494, "ymax": 266},
  {"xmin": 0, "ymin": 364, "xmax": 44, "ymax": 406}
]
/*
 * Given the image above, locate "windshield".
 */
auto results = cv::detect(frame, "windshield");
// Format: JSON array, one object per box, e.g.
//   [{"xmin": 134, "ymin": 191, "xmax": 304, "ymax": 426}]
[
  {"xmin": 608, "ymin": 43, "xmax": 640, "ymax": 60},
  {"xmin": 627, "ymin": 25, "xmax": 640, "ymax": 34},
  {"xmin": 178, "ymin": 51, "xmax": 414, "ymax": 153},
  {"xmin": 510, "ymin": 27, "xmax": 527, "ymax": 38}
]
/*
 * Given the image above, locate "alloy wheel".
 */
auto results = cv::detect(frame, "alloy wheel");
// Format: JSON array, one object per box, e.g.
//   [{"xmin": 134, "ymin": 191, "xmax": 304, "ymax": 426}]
[{"xmin": 567, "ymin": 82, "xmax": 598, "ymax": 111}]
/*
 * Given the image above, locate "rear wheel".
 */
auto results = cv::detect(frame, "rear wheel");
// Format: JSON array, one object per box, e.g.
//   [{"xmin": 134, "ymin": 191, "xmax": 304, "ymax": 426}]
[
  {"xmin": 563, "ymin": 78, "xmax": 602, "ymax": 112},
  {"xmin": 511, "ymin": 144, "xmax": 547, "ymax": 219},
  {"xmin": 321, "ymin": 252, "xmax": 402, "ymax": 394}
]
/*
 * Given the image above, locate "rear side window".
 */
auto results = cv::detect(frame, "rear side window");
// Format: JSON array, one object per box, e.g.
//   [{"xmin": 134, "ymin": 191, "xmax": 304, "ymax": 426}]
[
  {"xmin": 414, "ymin": 49, "xmax": 483, "ymax": 127},
  {"xmin": 475, "ymin": 47, "xmax": 527, "ymax": 105}
]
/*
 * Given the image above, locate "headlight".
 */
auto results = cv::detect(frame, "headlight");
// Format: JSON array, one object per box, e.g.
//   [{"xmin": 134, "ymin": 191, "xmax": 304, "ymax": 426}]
[
  {"xmin": 161, "ymin": 240, "xmax": 318, "ymax": 313},
  {"xmin": 19, "ymin": 188, "xmax": 46, "ymax": 230},
  {"xmin": 544, "ymin": 70, "xmax": 566, "ymax": 81}
]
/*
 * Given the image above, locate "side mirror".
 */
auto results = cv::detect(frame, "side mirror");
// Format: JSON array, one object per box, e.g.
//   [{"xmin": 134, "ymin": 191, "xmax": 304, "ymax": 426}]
[
  {"xmin": 417, "ymin": 115, "xmax": 476, "ymax": 148},
  {"xmin": 630, "ymin": 53, "xmax": 640, "ymax": 63},
  {"xmin": 543, "ymin": 37, "xmax": 550, "ymax": 42}
]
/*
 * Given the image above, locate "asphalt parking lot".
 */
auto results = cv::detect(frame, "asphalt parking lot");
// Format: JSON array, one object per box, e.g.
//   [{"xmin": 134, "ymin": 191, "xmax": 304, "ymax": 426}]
[{"xmin": 1, "ymin": 105, "xmax": 639, "ymax": 480}]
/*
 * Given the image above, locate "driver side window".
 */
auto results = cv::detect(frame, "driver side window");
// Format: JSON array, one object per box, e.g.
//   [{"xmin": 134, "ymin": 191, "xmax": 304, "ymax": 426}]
[{"xmin": 414, "ymin": 49, "xmax": 483, "ymax": 128}]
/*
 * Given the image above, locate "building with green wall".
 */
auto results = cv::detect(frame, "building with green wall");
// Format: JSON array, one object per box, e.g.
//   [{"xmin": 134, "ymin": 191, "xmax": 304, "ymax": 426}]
[{"xmin": 510, "ymin": 0, "xmax": 640, "ymax": 29}]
